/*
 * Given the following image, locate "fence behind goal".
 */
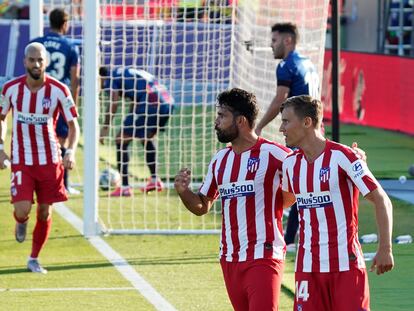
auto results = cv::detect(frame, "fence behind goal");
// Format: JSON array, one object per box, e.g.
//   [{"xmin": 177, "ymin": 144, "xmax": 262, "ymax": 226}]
[{"xmin": 36, "ymin": 0, "xmax": 329, "ymax": 235}]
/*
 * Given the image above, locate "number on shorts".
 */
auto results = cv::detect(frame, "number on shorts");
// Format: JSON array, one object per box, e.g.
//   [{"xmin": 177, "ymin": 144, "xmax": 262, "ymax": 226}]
[
  {"xmin": 295, "ymin": 280, "xmax": 309, "ymax": 302},
  {"xmin": 11, "ymin": 171, "xmax": 22, "ymax": 186}
]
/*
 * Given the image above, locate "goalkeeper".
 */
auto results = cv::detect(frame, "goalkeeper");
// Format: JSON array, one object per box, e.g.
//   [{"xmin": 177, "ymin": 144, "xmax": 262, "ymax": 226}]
[{"xmin": 99, "ymin": 67, "xmax": 174, "ymax": 196}]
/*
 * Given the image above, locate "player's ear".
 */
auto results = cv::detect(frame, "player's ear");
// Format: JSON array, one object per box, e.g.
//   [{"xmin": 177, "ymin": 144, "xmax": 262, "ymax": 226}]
[
  {"xmin": 303, "ymin": 116, "xmax": 313, "ymax": 128},
  {"xmin": 283, "ymin": 34, "xmax": 292, "ymax": 45},
  {"xmin": 236, "ymin": 115, "xmax": 247, "ymax": 126}
]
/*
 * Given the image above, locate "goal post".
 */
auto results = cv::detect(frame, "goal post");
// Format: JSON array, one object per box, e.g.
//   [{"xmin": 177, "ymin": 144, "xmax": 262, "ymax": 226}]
[
  {"xmin": 32, "ymin": 0, "xmax": 329, "ymax": 236},
  {"xmin": 83, "ymin": 0, "xmax": 100, "ymax": 237}
]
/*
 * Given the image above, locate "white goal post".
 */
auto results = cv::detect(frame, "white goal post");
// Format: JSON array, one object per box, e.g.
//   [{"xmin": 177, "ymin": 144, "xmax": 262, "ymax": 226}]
[{"xmin": 31, "ymin": 0, "xmax": 329, "ymax": 236}]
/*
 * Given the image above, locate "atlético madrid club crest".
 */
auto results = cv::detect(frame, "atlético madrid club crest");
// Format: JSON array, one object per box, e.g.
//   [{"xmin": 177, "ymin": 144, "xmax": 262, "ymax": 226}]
[
  {"xmin": 247, "ymin": 157, "xmax": 260, "ymax": 173},
  {"xmin": 319, "ymin": 167, "xmax": 330, "ymax": 182},
  {"xmin": 42, "ymin": 98, "xmax": 51, "ymax": 109}
]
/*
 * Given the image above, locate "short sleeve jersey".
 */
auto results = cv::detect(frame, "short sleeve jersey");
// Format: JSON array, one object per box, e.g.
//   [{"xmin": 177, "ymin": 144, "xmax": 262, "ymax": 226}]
[
  {"xmin": 282, "ymin": 140, "xmax": 379, "ymax": 273},
  {"xmin": 277, "ymin": 50, "xmax": 319, "ymax": 98},
  {"xmin": 0, "ymin": 75, "xmax": 78, "ymax": 165},
  {"xmin": 104, "ymin": 67, "xmax": 174, "ymax": 113},
  {"xmin": 199, "ymin": 137, "xmax": 291, "ymax": 262},
  {"xmin": 31, "ymin": 32, "xmax": 80, "ymax": 87}
]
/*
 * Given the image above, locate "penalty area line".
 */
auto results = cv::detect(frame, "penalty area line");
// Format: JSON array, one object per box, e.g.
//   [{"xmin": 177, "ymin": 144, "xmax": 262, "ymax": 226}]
[{"xmin": 54, "ymin": 202, "xmax": 178, "ymax": 311}]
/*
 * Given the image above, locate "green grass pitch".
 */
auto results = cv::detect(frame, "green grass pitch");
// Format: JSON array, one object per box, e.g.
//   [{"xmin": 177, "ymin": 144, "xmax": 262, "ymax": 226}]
[{"xmin": 0, "ymin": 113, "xmax": 413, "ymax": 310}]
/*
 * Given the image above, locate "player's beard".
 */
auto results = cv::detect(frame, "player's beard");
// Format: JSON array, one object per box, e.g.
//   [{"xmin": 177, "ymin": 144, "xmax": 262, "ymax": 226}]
[
  {"xmin": 27, "ymin": 68, "xmax": 42, "ymax": 80},
  {"xmin": 273, "ymin": 43, "xmax": 285, "ymax": 59},
  {"xmin": 215, "ymin": 122, "xmax": 239, "ymax": 143}
]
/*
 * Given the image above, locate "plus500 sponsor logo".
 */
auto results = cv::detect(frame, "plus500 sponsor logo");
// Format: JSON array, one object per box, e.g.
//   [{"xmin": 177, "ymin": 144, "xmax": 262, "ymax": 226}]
[
  {"xmin": 296, "ymin": 191, "xmax": 332, "ymax": 209},
  {"xmin": 219, "ymin": 181, "xmax": 255, "ymax": 200},
  {"xmin": 17, "ymin": 112, "xmax": 48, "ymax": 125}
]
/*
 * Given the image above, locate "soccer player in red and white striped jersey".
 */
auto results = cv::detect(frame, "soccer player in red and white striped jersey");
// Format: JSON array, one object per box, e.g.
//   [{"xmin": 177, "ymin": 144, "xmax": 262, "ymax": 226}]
[
  {"xmin": 280, "ymin": 95, "xmax": 393, "ymax": 311},
  {"xmin": 175, "ymin": 88, "xmax": 291, "ymax": 311},
  {"xmin": 0, "ymin": 42, "xmax": 80, "ymax": 274}
]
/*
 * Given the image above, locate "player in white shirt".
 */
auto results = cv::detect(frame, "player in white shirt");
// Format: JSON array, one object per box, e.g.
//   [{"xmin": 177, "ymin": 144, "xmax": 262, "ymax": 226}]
[
  {"xmin": 0, "ymin": 42, "xmax": 80, "ymax": 274},
  {"xmin": 280, "ymin": 95, "xmax": 393, "ymax": 311}
]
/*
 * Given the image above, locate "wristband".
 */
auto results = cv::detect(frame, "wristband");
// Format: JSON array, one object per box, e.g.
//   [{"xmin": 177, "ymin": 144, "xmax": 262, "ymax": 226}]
[
  {"xmin": 65, "ymin": 148, "xmax": 74, "ymax": 155},
  {"xmin": 0, "ymin": 143, "xmax": 3, "ymax": 150}
]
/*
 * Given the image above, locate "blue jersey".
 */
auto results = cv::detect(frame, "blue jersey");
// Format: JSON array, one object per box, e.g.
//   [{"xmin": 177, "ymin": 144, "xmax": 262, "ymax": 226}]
[
  {"xmin": 276, "ymin": 50, "xmax": 319, "ymax": 98},
  {"xmin": 105, "ymin": 67, "xmax": 174, "ymax": 114},
  {"xmin": 31, "ymin": 32, "xmax": 79, "ymax": 87}
]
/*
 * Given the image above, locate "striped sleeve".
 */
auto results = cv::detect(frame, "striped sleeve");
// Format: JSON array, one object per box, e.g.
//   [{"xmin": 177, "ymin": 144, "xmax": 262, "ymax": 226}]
[
  {"xmin": 336, "ymin": 148, "xmax": 379, "ymax": 196},
  {"xmin": 282, "ymin": 158, "xmax": 293, "ymax": 192},
  {"xmin": 199, "ymin": 151, "xmax": 223, "ymax": 200},
  {"xmin": 57, "ymin": 85, "xmax": 78, "ymax": 122}
]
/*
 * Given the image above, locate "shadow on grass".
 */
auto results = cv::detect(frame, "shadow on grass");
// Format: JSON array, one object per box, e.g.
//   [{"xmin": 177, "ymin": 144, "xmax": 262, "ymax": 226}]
[
  {"xmin": 0, "ymin": 197, "xmax": 11, "ymax": 204},
  {"xmin": 281, "ymin": 284, "xmax": 295, "ymax": 299},
  {"xmin": 0, "ymin": 260, "xmax": 115, "ymax": 275},
  {"xmin": 0, "ymin": 234, "xmax": 83, "ymax": 243},
  {"xmin": 0, "ymin": 253, "xmax": 218, "ymax": 275},
  {"xmin": 127, "ymin": 254, "xmax": 218, "ymax": 266}
]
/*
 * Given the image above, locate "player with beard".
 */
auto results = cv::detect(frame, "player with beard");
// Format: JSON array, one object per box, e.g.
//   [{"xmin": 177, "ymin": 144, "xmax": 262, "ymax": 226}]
[
  {"xmin": 174, "ymin": 88, "xmax": 291, "ymax": 310},
  {"xmin": 31, "ymin": 8, "xmax": 81, "ymax": 195},
  {"xmin": 255, "ymin": 22, "xmax": 320, "ymax": 253},
  {"xmin": 0, "ymin": 42, "xmax": 80, "ymax": 274}
]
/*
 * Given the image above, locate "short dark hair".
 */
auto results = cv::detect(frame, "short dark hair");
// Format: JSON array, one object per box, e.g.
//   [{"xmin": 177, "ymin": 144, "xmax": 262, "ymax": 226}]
[
  {"xmin": 49, "ymin": 8, "xmax": 68, "ymax": 30},
  {"xmin": 271, "ymin": 22, "xmax": 299, "ymax": 44},
  {"xmin": 216, "ymin": 88, "xmax": 258, "ymax": 128},
  {"xmin": 99, "ymin": 67, "xmax": 109, "ymax": 77},
  {"xmin": 280, "ymin": 95, "xmax": 322, "ymax": 127}
]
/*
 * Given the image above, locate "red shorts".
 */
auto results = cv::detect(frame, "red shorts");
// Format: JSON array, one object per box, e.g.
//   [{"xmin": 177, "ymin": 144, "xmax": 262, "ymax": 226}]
[
  {"xmin": 220, "ymin": 258, "xmax": 284, "ymax": 311},
  {"xmin": 10, "ymin": 163, "xmax": 67, "ymax": 205},
  {"xmin": 294, "ymin": 268, "xmax": 370, "ymax": 311}
]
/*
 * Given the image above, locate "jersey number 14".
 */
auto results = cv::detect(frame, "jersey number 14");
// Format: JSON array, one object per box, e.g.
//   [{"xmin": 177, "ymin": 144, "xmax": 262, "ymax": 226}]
[{"xmin": 295, "ymin": 280, "xmax": 310, "ymax": 302}]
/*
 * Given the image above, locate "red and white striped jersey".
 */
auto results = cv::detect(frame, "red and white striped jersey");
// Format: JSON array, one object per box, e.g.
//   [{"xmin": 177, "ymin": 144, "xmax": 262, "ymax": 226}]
[
  {"xmin": 200, "ymin": 137, "xmax": 291, "ymax": 262},
  {"xmin": 282, "ymin": 140, "xmax": 379, "ymax": 273},
  {"xmin": 0, "ymin": 75, "xmax": 78, "ymax": 165}
]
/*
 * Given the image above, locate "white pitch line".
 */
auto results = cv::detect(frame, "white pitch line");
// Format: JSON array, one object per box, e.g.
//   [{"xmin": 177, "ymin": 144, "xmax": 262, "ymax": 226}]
[
  {"xmin": 54, "ymin": 203, "xmax": 177, "ymax": 311},
  {"xmin": 0, "ymin": 287, "xmax": 135, "ymax": 292}
]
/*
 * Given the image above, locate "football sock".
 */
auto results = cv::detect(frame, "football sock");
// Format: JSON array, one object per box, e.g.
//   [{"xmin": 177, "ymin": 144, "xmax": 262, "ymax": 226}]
[
  {"xmin": 31, "ymin": 217, "xmax": 52, "ymax": 258},
  {"xmin": 116, "ymin": 141, "xmax": 130, "ymax": 187},
  {"xmin": 142, "ymin": 140, "xmax": 156, "ymax": 178}
]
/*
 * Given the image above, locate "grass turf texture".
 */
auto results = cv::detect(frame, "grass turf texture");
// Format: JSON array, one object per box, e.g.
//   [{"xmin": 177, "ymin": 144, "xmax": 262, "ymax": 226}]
[{"xmin": 0, "ymin": 119, "xmax": 413, "ymax": 310}]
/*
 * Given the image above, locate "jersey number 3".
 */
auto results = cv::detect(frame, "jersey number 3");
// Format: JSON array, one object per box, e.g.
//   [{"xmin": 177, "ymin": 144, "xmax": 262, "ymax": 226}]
[{"xmin": 47, "ymin": 51, "xmax": 66, "ymax": 80}]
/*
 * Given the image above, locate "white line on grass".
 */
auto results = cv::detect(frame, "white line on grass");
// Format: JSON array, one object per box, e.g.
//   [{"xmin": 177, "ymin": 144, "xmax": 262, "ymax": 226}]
[
  {"xmin": 0, "ymin": 287, "xmax": 136, "ymax": 292},
  {"xmin": 54, "ymin": 203, "xmax": 178, "ymax": 311}
]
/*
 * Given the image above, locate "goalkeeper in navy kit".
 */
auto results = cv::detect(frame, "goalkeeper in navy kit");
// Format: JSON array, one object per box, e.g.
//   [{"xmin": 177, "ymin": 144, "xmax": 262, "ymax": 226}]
[{"xmin": 99, "ymin": 67, "xmax": 174, "ymax": 196}]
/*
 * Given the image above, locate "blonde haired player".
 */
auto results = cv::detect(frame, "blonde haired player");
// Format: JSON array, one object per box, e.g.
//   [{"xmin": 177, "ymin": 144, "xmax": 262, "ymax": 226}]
[{"xmin": 280, "ymin": 95, "xmax": 393, "ymax": 310}]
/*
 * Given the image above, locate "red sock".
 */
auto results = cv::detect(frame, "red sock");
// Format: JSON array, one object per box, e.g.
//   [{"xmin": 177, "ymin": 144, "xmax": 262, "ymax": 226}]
[
  {"xmin": 13, "ymin": 211, "xmax": 29, "ymax": 224},
  {"xmin": 31, "ymin": 217, "xmax": 52, "ymax": 258}
]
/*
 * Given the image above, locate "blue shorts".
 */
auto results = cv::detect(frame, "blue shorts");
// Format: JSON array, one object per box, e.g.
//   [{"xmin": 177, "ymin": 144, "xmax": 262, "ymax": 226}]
[
  {"xmin": 55, "ymin": 114, "xmax": 68, "ymax": 138},
  {"xmin": 122, "ymin": 104, "xmax": 173, "ymax": 139}
]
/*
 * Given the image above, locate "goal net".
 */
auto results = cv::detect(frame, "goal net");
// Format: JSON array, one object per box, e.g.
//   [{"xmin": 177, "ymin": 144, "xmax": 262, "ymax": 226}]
[{"xmin": 41, "ymin": 0, "xmax": 329, "ymax": 234}]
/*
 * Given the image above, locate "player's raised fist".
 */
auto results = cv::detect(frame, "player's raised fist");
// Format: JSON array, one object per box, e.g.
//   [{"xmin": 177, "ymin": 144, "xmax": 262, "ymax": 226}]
[{"xmin": 174, "ymin": 168, "xmax": 191, "ymax": 194}]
